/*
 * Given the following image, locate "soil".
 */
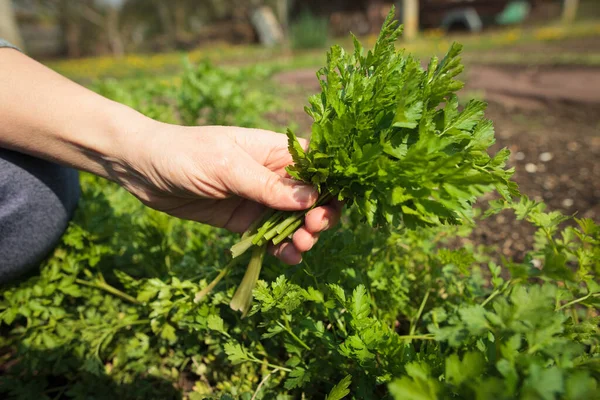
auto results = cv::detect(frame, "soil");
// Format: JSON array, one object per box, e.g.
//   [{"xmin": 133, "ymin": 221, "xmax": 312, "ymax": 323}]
[
  {"xmin": 271, "ymin": 56, "xmax": 600, "ymax": 260},
  {"xmin": 485, "ymin": 35, "xmax": 600, "ymax": 55}
]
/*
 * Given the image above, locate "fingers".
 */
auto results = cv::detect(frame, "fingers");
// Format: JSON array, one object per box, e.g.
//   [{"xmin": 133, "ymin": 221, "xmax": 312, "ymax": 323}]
[
  {"xmin": 304, "ymin": 200, "xmax": 343, "ymax": 233},
  {"xmin": 222, "ymin": 201, "xmax": 265, "ymax": 233},
  {"xmin": 224, "ymin": 148, "xmax": 319, "ymax": 211},
  {"xmin": 270, "ymin": 241, "xmax": 303, "ymax": 265},
  {"xmin": 268, "ymin": 229, "xmax": 318, "ymax": 265},
  {"xmin": 292, "ymin": 228, "xmax": 320, "ymax": 253},
  {"xmin": 228, "ymin": 127, "xmax": 309, "ymax": 163},
  {"xmin": 269, "ymin": 200, "xmax": 344, "ymax": 264}
]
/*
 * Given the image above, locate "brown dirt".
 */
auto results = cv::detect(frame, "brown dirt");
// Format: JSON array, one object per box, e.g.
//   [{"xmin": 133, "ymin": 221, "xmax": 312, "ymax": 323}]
[
  {"xmin": 477, "ymin": 36, "xmax": 600, "ymax": 56},
  {"xmin": 466, "ymin": 65, "xmax": 600, "ymax": 105},
  {"xmin": 271, "ymin": 62, "xmax": 600, "ymax": 260}
]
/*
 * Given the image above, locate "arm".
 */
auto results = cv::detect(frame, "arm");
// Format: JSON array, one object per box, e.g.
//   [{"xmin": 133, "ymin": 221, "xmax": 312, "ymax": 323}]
[
  {"xmin": 0, "ymin": 48, "xmax": 341, "ymax": 264},
  {"xmin": 0, "ymin": 48, "xmax": 139, "ymax": 179}
]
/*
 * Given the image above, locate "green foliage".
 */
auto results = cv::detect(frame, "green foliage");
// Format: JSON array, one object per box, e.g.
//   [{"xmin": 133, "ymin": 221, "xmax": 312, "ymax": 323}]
[
  {"xmin": 1, "ymin": 8, "xmax": 599, "ymax": 400},
  {"xmin": 95, "ymin": 59, "xmax": 273, "ymax": 128},
  {"xmin": 286, "ymin": 10, "xmax": 516, "ymax": 228},
  {"xmin": 222, "ymin": 6, "xmax": 517, "ymax": 318},
  {"xmin": 290, "ymin": 10, "xmax": 329, "ymax": 49},
  {"xmin": 177, "ymin": 59, "xmax": 272, "ymax": 127},
  {"xmin": 1, "ymin": 174, "xmax": 598, "ymax": 399},
  {"xmin": 94, "ymin": 78, "xmax": 178, "ymax": 123}
]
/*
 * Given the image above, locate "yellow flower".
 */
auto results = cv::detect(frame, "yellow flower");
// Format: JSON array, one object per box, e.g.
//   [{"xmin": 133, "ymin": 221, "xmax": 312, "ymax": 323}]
[
  {"xmin": 424, "ymin": 28, "xmax": 444, "ymax": 39},
  {"xmin": 534, "ymin": 26, "xmax": 565, "ymax": 41}
]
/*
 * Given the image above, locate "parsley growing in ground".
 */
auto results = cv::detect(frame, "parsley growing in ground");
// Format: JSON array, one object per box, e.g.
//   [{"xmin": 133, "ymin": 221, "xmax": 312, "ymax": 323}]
[
  {"xmin": 208, "ymin": 7, "xmax": 518, "ymax": 316},
  {"xmin": 1, "ymin": 36, "xmax": 599, "ymax": 399}
]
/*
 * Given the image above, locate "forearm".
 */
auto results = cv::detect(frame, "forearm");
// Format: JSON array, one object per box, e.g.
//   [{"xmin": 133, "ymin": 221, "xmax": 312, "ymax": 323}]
[{"xmin": 0, "ymin": 48, "xmax": 150, "ymax": 180}]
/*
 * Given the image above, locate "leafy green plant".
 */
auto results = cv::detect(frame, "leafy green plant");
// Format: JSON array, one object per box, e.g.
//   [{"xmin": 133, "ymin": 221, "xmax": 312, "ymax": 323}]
[
  {"xmin": 214, "ymin": 7, "xmax": 517, "ymax": 317},
  {"xmin": 95, "ymin": 59, "xmax": 273, "ymax": 128},
  {"xmin": 94, "ymin": 78, "xmax": 178, "ymax": 124},
  {"xmin": 177, "ymin": 59, "xmax": 272, "ymax": 127},
  {"xmin": 1, "ymin": 173, "xmax": 597, "ymax": 399},
  {"xmin": 290, "ymin": 10, "xmax": 329, "ymax": 49},
  {"xmin": 0, "ymin": 7, "xmax": 598, "ymax": 400}
]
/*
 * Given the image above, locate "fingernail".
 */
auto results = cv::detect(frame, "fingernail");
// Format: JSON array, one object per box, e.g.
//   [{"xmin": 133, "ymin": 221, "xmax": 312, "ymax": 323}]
[
  {"xmin": 321, "ymin": 218, "xmax": 330, "ymax": 230},
  {"xmin": 292, "ymin": 184, "xmax": 318, "ymax": 206}
]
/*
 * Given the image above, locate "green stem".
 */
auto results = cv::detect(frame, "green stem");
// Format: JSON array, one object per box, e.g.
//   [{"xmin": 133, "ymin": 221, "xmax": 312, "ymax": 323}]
[
  {"xmin": 278, "ymin": 320, "xmax": 310, "ymax": 351},
  {"xmin": 556, "ymin": 292, "xmax": 600, "ymax": 311},
  {"xmin": 253, "ymin": 210, "xmax": 284, "ymax": 244},
  {"xmin": 230, "ymin": 244, "xmax": 267, "ymax": 317},
  {"xmin": 397, "ymin": 334, "xmax": 436, "ymax": 340},
  {"xmin": 243, "ymin": 208, "xmax": 275, "ymax": 239},
  {"xmin": 231, "ymin": 235, "xmax": 257, "ymax": 258},
  {"xmin": 481, "ymin": 289, "xmax": 501, "ymax": 308},
  {"xmin": 194, "ymin": 258, "xmax": 239, "ymax": 302},
  {"xmin": 251, "ymin": 367, "xmax": 283, "ymax": 400},
  {"xmin": 272, "ymin": 218, "xmax": 304, "ymax": 245},
  {"xmin": 251, "ymin": 359, "xmax": 292, "ymax": 372},
  {"xmin": 234, "ymin": 191, "xmax": 335, "ymax": 258},
  {"xmin": 264, "ymin": 212, "xmax": 303, "ymax": 241},
  {"xmin": 75, "ymin": 279, "xmax": 141, "ymax": 305},
  {"xmin": 482, "ymin": 279, "xmax": 518, "ymax": 308},
  {"xmin": 409, "ymin": 290, "xmax": 430, "ymax": 337}
]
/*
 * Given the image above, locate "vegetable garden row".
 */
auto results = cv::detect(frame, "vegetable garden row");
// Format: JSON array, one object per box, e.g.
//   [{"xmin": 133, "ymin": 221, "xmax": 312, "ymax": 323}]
[{"xmin": 1, "ymin": 10, "xmax": 598, "ymax": 400}]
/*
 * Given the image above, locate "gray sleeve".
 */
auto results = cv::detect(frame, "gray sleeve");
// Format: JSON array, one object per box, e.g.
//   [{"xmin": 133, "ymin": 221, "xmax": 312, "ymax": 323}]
[{"xmin": 0, "ymin": 39, "xmax": 20, "ymax": 51}]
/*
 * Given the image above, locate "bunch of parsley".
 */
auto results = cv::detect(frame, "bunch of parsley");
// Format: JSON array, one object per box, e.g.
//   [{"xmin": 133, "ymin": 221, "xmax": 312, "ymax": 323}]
[{"xmin": 217, "ymin": 6, "xmax": 517, "ymax": 315}]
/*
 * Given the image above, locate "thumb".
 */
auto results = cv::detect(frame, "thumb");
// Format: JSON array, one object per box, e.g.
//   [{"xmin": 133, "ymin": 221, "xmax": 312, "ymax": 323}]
[{"xmin": 225, "ymin": 151, "xmax": 318, "ymax": 210}]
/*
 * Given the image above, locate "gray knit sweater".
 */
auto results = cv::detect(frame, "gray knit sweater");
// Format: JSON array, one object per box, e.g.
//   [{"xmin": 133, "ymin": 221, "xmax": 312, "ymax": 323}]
[
  {"xmin": 0, "ymin": 39, "xmax": 80, "ymax": 283},
  {"xmin": 0, "ymin": 38, "xmax": 19, "ymax": 51}
]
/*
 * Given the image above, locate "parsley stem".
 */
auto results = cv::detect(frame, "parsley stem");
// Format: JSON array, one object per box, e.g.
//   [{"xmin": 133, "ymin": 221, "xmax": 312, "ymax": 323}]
[
  {"xmin": 230, "ymin": 244, "xmax": 267, "ymax": 317},
  {"xmin": 252, "ymin": 210, "xmax": 283, "ymax": 244},
  {"xmin": 251, "ymin": 367, "xmax": 283, "ymax": 400},
  {"xmin": 278, "ymin": 320, "xmax": 310, "ymax": 350},
  {"xmin": 243, "ymin": 208, "xmax": 276, "ymax": 240},
  {"xmin": 263, "ymin": 212, "xmax": 303, "ymax": 241},
  {"xmin": 397, "ymin": 334, "xmax": 435, "ymax": 340},
  {"xmin": 234, "ymin": 192, "xmax": 334, "ymax": 259},
  {"xmin": 194, "ymin": 258, "xmax": 240, "ymax": 302},
  {"xmin": 556, "ymin": 292, "xmax": 600, "ymax": 311},
  {"xmin": 481, "ymin": 289, "xmax": 501, "ymax": 308},
  {"xmin": 258, "ymin": 361, "xmax": 292, "ymax": 372},
  {"xmin": 75, "ymin": 279, "xmax": 141, "ymax": 305},
  {"xmin": 231, "ymin": 235, "xmax": 256, "ymax": 258},
  {"xmin": 272, "ymin": 218, "xmax": 304, "ymax": 245},
  {"xmin": 409, "ymin": 290, "xmax": 430, "ymax": 337}
]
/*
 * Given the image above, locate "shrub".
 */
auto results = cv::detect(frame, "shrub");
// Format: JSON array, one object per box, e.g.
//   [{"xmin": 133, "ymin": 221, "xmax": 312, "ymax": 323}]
[
  {"xmin": 290, "ymin": 10, "xmax": 329, "ymax": 49},
  {"xmin": 95, "ymin": 59, "xmax": 273, "ymax": 128},
  {"xmin": 177, "ymin": 59, "xmax": 272, "ymax": 127}
]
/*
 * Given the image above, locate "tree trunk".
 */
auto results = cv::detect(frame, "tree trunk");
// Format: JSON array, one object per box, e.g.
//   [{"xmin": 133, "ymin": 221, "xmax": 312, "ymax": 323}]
[
  {"xmin": 106, "ymin": 7, "xmax": 124, "ymax": 56},
  {"xmin": 562, "ymin": 0, "xmax": 579, "ymax": 24},
  {"xmin": 276, "ymin": 0, "xmax": 289, "ymax": 35},
  {"xmin": 174, "ymin": 0, "xmax": 188, "ymax": 42},
  {"xmin": 402, "ymin": 0, "xmax": 419, "ymax": 40},
  {"xmin": 0, "ymin": 0, "xmax": 25, "ymax": 49},
  {"xmin": 155, "ymin": 0, "xmax": 175, "ymax": 48}
]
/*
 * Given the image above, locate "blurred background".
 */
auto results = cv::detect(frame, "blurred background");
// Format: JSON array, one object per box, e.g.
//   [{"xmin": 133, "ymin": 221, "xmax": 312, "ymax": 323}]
[
  {"xmin": 0, "ymin": 0, "xmax": 599, "ymax": 254},
  {"xmin": 0, "ymin": 1, "xmax": 597, "ymax": 57}
]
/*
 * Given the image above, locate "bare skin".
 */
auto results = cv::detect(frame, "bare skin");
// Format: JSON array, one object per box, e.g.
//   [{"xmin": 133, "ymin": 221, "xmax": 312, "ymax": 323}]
[{"xmin": 0, "ymin": 48, "xmax": 341, "ymax": 265}]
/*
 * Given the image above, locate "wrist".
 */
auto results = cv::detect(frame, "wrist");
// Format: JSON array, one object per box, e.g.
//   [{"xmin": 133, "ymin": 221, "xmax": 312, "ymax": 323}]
[{"xmin": 72, "ymin": 99, "xmax": 156, "ymax": 182}]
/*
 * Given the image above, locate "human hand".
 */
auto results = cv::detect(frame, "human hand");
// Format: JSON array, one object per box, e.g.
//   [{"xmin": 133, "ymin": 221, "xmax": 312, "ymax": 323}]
[
  {"xmin": 0, "ymin": 49, "xmax": 341, "ymax": 264},
  {"xmin": 111, "ymin": 123, "xmax": 342, "ymax": 264}
]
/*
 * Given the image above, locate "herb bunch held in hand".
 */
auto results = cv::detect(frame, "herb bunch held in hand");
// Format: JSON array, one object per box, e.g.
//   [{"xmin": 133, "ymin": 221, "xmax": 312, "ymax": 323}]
[{"xmin": 214, "ymin": 7, "xmax": 517, "ymax": 316}]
